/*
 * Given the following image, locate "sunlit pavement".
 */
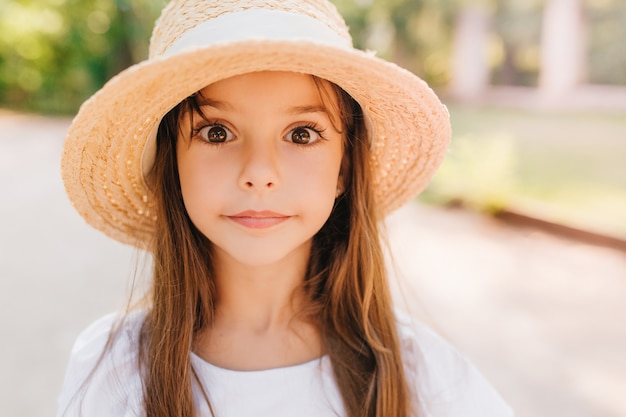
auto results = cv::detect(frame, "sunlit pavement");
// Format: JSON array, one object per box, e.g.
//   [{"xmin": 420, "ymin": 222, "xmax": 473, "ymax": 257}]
[{"xmin": 1, "ymin": 113, "xmax": 625, "ymax": 417}]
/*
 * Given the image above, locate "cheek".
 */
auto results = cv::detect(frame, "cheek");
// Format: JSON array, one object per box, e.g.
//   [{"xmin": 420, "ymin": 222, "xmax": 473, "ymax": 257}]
[
  {"xmin": 285, "ymin": 146, "xmax": 343, "ymax": 199},
  {"xmin": 177, "ymin": 144, "xmax": 227, "ymax": 215},
  {"xmin": 321, "ymin": 143, "xmax": 344, "ymax": 186}
]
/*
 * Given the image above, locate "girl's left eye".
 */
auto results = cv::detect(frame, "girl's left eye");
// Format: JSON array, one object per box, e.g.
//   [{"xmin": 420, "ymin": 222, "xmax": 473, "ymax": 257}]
[
  {"xmin": 286, "ymin": 126, "xmax": 322, "ymax": 145},
  {"xmin": 197, "ymin": 124, "xmax": 235, "ymax": 144}
]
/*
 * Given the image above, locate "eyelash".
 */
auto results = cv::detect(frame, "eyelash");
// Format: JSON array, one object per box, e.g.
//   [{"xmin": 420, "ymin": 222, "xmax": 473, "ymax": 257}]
[
  {"xmin": 191, "ymin": 120, "xmax": 327, "ymax": 147},
  {"xmin": 191, "ymin": 119, "xmax": 232, "ymax": 147},
  {"xmin": 293, "ymin": 123, "xmax": 326, "ymax": 147}
]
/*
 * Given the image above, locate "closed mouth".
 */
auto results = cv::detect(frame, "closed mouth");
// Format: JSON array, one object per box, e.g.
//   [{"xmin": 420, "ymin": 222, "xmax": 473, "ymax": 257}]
[{"xmin": 227, "ymin": 210, "xmax": 291, "ymax": 229}]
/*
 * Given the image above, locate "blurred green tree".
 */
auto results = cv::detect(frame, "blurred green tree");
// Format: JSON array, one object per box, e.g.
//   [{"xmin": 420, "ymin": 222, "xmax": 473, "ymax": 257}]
[
  {"xmin": 334, "ymin": 0, "xmax": 456, "ymax": 85},
  {"xmin": 0, "ymin": 0, "xmax": 163, "ymax": 113}
]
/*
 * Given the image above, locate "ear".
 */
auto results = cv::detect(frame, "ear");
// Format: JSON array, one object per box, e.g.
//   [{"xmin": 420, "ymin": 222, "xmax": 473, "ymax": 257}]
[
  {"xmin": 335, "ymin": 183, "xmax": 343, "ymax": 198},
  {"xmin": 336, "ymin": 152, "xmax": 349, "ymax": 198}
]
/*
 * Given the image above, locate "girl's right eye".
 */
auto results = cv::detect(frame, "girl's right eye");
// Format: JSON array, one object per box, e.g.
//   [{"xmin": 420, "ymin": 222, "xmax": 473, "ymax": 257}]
[{"xmin": 196, "ymin": 124, "xmax": 235, "ymax": 144}]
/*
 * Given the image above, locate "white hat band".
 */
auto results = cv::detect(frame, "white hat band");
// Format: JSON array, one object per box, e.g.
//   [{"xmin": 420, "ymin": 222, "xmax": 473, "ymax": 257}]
[{"xmin": 163, "ymin": 9, "xmax": 353, "ymax": 57}]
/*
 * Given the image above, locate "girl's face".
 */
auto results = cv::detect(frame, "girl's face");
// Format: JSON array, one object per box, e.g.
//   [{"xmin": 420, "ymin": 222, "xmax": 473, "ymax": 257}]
[{"xmin": 176, "ymin": 71, "xmax": 345, "ymax": 267}]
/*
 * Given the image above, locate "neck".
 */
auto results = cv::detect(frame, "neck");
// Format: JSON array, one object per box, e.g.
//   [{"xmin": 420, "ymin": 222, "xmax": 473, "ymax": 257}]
[
  {"xmin": 194, "ymin": 241, "xmax": 324, "ymax": 370},
  {"xmin": 211, "ymin": 243, "xmax": 311, "ymax": 332}
]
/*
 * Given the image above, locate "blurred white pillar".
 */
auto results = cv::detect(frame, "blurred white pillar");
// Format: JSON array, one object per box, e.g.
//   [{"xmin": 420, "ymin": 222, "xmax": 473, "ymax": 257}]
[
  {"xmin": 450, "ymin": 4, "xmax": 491, "ymax": 101},
  {"xmin": 540, "ymin": 0, "xmax": 587, "ymax": 97}
]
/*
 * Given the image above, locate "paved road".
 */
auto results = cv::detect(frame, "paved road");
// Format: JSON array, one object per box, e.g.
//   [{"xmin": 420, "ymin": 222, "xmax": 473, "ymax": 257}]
[{"xmin": 1, "ymin": 112, "xmax": 625, "ymax": 417}]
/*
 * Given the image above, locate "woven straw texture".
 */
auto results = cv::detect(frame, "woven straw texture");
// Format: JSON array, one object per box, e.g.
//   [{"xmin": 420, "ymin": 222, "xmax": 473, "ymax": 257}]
[
  {"xmin": 61, "ymin": 0, "xmax": 451, "ymax": 248},
  {"xmin": 150, "ymin": 0, "xmax": 350, "ymax": 57}
]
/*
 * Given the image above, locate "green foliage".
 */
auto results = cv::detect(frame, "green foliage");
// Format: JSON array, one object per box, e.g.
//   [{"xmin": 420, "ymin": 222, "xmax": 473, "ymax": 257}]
[
  {"xmin": 421, "ymin": 133, "xmax": 519, "ymax": 212},
  {"xmin": 334, "ymin": 0, "xmax": 456, "ymax": 85},
  {"xmin": 0, "ymin": 0, "xmax": 163, "ymax": 113},
  {"xmin": 421, "ymin": 105, "xmax": 626, "ymax": 236}
]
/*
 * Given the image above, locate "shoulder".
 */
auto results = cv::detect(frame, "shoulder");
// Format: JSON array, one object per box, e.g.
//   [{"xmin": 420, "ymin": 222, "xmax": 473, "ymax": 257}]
[
  {"xmin": 57, "ymin": 310, "xmax": 146, "ymax": 417},
  {"xmin": 395, "ymin": 310, "xmax": 514, "ymax": 417}
]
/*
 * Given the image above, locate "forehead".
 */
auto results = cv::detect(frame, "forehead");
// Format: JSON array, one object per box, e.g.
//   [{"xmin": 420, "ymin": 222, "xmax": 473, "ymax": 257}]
[{"xmin": 195, "ymin": 71, "xmax": 341, "ymax": 118}]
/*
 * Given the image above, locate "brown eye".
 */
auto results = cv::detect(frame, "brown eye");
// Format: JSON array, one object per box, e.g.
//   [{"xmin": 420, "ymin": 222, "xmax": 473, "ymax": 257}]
[
  {"xmin": 288, "ymin": 126, "xmax": 324, "ymax": 145},
  {"xmin": 199, "ymin": 124, "xmax": 234, "ymax": 143},
  {"xmin": 291, "ymin": 127, "xmax": 311, "ymax": 144},
  {"xmin": 207, "ymin": 126, "xmax": 227, "ymax": 142}
]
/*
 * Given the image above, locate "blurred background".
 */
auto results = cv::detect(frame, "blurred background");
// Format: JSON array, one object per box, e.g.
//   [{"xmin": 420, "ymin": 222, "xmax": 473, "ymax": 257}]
[{"xmin": 1, "ymin": 0, "xmax": 624, "ymax": 416}]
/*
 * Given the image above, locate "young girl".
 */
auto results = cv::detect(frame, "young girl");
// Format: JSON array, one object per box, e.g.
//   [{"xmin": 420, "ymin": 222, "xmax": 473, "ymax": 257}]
[{"xmin": 58, "ymin": 0, "xmax": 513, "ymax": 416}]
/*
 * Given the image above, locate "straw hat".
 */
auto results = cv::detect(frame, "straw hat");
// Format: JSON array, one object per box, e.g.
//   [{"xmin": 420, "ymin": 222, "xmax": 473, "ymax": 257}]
[{"xmin": 61, "ymin": 0, "xmax": 451, "ymax": 248}]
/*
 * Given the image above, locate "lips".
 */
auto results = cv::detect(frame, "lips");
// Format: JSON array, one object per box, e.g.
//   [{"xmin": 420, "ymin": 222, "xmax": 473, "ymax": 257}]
[{"xmin": 226, "ymin": 210, "xmax": 291, "ymax": 229}]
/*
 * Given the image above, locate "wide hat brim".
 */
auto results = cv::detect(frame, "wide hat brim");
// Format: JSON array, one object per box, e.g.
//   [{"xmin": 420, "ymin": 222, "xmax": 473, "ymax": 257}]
[{"xmin": 61, "ymin": 39, "xmax": 451, "ymax": 248}]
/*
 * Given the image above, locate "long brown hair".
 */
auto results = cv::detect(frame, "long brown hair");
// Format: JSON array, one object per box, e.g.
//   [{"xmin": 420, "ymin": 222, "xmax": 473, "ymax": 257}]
[{"xmin": 140, "ymin": 75, "xmax": 411, "ymax": 417}]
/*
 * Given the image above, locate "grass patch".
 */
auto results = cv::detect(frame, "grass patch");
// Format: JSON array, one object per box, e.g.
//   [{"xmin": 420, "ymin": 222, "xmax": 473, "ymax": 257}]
[{"xmin": 420, "ymin": 104, "xmax": 626, "ymax": 238}]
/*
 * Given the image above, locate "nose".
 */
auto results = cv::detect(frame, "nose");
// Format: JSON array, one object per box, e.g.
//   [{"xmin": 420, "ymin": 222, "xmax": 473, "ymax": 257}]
[{"xmin": 238, "ymin": 139, "xmax": 281, "ymax": 191}]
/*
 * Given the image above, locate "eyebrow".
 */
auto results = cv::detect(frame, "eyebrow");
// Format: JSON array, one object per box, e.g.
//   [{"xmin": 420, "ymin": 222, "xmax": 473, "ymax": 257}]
[
  {"xmin": 193, "ymin": 99, "xmax": 341, "ymax": 132},
  {"xmin": 288, "ymin": 104, "xmax": 343, "ymax": 133},
  {"xmin": 285, "ymin": 105, "xmax": 330, "ymax": 116},
  {"xmin": 194, "ymin": 97, "xmax": 234, "ymax": 111},
  {"xmin": 196, "ymin": 99, "xmax": 328, "ymax": 116}
]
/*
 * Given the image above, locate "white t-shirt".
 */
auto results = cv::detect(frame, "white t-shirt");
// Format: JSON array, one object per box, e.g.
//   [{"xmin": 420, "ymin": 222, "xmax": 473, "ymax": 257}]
[{"xmin": 56, "ymin": 310, "xmax": 513, "ymax": 417}]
